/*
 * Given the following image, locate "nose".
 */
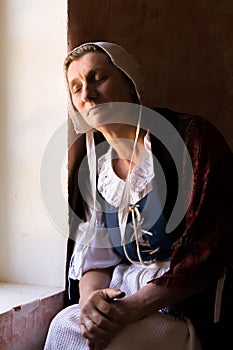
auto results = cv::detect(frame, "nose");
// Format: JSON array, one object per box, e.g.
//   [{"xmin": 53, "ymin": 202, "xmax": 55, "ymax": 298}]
[{"xmin": 81, "ymin": 82, "xmax": 98, "ymax": 103}]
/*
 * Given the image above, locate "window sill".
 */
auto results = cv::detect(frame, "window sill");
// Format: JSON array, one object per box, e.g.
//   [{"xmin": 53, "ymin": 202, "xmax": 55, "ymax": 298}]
[
  {"xmin": 0, "ymin": 283, "xmax": 65, "ymax": 350},
  {"xmin": 0, "ymin": 282, "xmax": 64, "ymax": 314}
]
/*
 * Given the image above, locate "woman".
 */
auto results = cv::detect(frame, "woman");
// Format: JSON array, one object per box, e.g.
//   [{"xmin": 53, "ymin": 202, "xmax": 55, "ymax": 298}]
[{"xmin": 44, "ymin": 42, "xmax": 233, "ymax": 350}]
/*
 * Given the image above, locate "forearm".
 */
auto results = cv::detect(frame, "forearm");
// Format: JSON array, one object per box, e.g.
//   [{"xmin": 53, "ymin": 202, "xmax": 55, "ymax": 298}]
[
  {"xmin": 79, "ymin": 268, "xmax": 113, "ymax": 305},
  {"xmin": 116, "ymin": 280, "xmax": 205, "ymax": 323}
]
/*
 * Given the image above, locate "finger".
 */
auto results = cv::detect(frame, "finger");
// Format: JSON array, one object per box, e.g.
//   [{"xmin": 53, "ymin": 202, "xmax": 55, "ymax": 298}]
[
  {"xmin": 100, "ymin": 338, "xmax": 110, "ymax": 349},
  {"xmin": 88, "ymin": 308, "xmax": 121, "ymax": 334},
  {"xmin": 103, "ymin": 288, "xmax": 125, "ymax": 301},
  {"xmin": 87, "ymin": 340, "xmax": 107, "ymax": 350},
  {"xmin": 95, "ymin": 298, "xmax": 125, "ymax": 324},
  {"xmin": 81, "ymin": 289, "xmax": 125, "ymax": 322},
  {"xmin": 80, "ymin": 302, "xmax": 120, "ymax": 331},
  {"xmin": 80, "ymin": 316, "xmax": 119, "ymax": 341},
  {"xmin": 91, "ymin": 338, "xmax": 111, "ymax": 350},
  {"xmin": 87, "ymin": 340, "xmax": 95, "ymax": 350}
]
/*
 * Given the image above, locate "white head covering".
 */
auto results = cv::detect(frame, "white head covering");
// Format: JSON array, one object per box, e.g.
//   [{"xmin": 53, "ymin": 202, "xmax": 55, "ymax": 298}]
[{"xmin": 64, "ymin": 41, "xmax": 144, "ymax": 134}]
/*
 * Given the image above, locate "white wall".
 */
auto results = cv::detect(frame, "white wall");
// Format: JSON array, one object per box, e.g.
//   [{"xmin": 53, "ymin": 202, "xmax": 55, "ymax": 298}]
[{"xmin": 0, "ymin": 0, "xmax": 68, "ymax": 287}]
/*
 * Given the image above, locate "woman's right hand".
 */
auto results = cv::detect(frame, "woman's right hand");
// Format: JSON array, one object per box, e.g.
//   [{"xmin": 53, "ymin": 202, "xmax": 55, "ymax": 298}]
[{"xmin": 79, "ymin": 288, "xmax": 125, "ymax": 345}]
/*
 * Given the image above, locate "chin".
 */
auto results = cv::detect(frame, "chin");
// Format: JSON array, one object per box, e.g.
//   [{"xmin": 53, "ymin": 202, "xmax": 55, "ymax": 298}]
[{"xmin": 87, "ymin": 102, "xmax": 139, "ymax": 130}]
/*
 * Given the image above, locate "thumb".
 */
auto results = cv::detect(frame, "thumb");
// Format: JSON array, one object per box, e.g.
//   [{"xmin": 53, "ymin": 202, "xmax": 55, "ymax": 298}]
[{"xmin": 103, "ymin": 288, "xmax": 125, "ymax": 301}]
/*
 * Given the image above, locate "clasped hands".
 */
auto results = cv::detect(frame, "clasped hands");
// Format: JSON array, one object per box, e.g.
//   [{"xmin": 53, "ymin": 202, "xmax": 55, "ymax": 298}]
[{"xmin": 79, "ymin": 288, "xmax": 133, "ymax": 350}]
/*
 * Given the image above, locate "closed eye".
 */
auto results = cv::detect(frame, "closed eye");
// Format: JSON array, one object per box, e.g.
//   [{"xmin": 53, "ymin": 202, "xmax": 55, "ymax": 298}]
[
  {"xmin": 91, "ymin": 74, "xmax": 107, "ymax": 84},
  {"xmin": 70, "ymin": 74, "xmax": 108, "ymax": 94},
  {"xmin": 71, "ymin": 83, "xmax": 82, "ymax": 94}
]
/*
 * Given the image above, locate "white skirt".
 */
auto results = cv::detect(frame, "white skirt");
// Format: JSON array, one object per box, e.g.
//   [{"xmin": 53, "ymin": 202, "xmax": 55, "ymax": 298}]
[{"xmin": 43, "ymin": 263, "xmax": 202, "ymax": 350}]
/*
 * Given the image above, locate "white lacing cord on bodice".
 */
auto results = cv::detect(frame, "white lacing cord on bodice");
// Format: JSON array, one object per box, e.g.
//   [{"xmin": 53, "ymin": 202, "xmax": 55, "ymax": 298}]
[{"xmin": 122, "ymin": 204, "xmax": 160, "ymax": 266}]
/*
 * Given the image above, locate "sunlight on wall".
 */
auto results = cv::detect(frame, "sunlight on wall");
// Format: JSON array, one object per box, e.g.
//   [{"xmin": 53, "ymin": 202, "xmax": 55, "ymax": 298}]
[{"xmin": 0, "ymin": 0, "xmax": 68, "ymax": 287}]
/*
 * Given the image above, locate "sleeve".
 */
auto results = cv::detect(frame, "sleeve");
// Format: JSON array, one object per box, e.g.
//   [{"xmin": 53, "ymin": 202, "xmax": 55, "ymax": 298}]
[
  {"xmin": 69, "ymin": 219, "xmax": 123, "ymax": 281},
  {"xmin": 152, "ymin": 117, "xmax": 233, "ymax": 289}
]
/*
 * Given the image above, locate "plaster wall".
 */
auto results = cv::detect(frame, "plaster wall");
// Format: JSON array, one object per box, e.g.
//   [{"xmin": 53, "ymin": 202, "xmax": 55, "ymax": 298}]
[{"xmin": 0, "ymin": 0, "xmax": 68, "ymax": 287}]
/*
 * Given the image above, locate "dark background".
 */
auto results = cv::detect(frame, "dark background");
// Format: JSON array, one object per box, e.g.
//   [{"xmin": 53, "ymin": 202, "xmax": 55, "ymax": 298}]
[{"xmin": 68, "ymin": 0, "xmax": 233, "ymax": 150}]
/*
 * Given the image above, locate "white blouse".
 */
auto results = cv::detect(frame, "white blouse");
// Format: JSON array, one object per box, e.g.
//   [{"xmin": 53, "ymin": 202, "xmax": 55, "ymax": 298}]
[{"xmin": 69, "ymin": 133, "xmax": 155, "ymax": 280}]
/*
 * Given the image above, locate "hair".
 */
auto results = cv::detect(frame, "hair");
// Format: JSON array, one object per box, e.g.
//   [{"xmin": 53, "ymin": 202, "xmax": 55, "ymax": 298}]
[{"xmin": 64, "ymin": 44, "xmax": 102, "ymax": 70}]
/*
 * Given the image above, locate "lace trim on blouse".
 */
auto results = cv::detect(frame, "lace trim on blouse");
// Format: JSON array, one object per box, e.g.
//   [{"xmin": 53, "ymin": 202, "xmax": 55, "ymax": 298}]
[{"xmin": 97, "ymin": 132, "xmax": 154, "ymax": 207}]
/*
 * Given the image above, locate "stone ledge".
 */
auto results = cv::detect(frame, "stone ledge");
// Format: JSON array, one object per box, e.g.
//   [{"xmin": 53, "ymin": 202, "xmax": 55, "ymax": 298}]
[
  {"xmin": 0, "ymin": 283, "xmax": 64, "ymax": 314},
  {"xmin": 0, "ymin": 283, "xmax": 65, "ymax": 350}
]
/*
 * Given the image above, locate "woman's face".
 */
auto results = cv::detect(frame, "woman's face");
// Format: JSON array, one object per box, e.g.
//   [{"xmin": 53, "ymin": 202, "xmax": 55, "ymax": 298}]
[{"xmin": 67, "ymin": 51, "xmax": 135, "ymax": 116}]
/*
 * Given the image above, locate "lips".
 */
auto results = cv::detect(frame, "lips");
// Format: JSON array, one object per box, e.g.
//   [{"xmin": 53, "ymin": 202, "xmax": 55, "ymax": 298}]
[
  {"xmin": 79, "ymin": 105, "xmax": 102, "ymax": 119},
  {"xmin": 82, "ymin": 102, "xmax": 141, "ymax": 129},
  {"xmin": 87, "ymin": 103, "xmax": 111, "ymax": 117}
]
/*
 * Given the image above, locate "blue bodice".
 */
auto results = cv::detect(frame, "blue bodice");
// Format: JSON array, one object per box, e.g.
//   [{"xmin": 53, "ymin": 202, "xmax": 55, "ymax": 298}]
[{"xmin": 102, "ymin": 188, "xmax": 180, "ymax": 262}]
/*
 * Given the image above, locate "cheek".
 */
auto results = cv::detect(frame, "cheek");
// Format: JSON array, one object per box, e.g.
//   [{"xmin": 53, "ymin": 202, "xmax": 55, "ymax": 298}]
[
  {"xmin": 71, "ymin": 94, "xmax": 81, "ymax": 111},
  {"xmin": 116, "ymin": 86, "xmax": 134, "ymax": 102},
  {"xmin": 116, "ymin": 79, "xmax": 135, "ymax": 102},
  {"xmin": 104, "ymin": 82, "xmax": 133, "ymax": 102}
]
